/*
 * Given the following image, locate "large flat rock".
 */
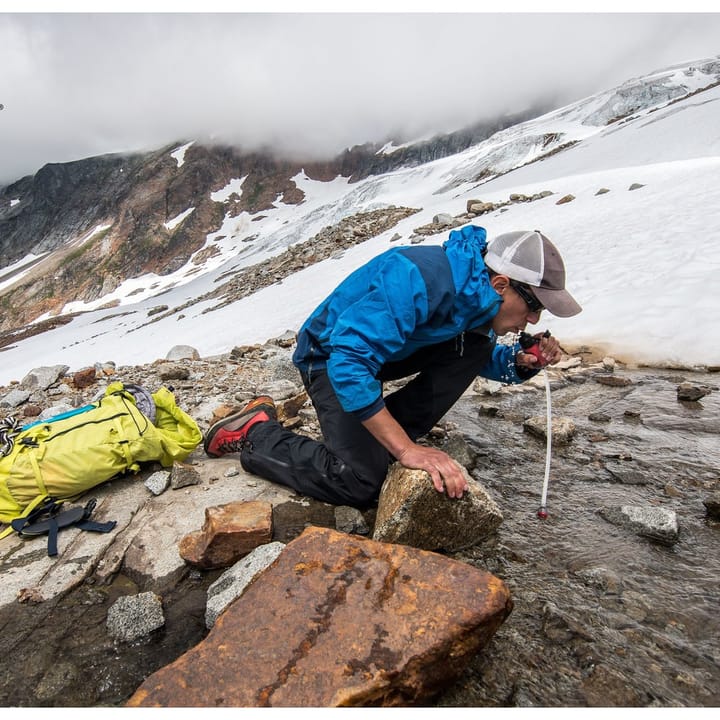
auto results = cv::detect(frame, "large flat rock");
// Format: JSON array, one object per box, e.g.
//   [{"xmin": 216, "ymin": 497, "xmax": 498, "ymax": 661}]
[
  {"xmin": 0, "ymin": 450, "xmax": 297, "ymax": 607},
  {"xmin": 127, "ymin": 526, "xmax": 513, "ymax": 707}
]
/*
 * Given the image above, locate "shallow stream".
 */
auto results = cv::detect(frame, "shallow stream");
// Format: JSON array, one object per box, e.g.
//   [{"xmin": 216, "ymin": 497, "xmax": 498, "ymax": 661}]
[{"xmin": 439, "ymin": 367, "xmax": 720, "ymax": 706}]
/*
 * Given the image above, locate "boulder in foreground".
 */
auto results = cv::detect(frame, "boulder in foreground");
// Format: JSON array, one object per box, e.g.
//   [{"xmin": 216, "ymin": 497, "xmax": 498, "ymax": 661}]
[{"xmin": 127, "ymin": 526, "xmax": 512, "ymax": 707}]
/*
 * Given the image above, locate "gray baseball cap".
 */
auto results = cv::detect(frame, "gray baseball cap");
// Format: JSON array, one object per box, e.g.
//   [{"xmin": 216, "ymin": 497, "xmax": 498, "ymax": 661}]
[{"xmin": 484, "ymin": 230, "xmax": 582, "ymax": 317}]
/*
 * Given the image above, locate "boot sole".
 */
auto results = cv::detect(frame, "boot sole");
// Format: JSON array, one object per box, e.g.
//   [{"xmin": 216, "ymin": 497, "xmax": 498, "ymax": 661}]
[{"xmin": 204, "ymin": 398, "xmax": 276, "ymax": 457}]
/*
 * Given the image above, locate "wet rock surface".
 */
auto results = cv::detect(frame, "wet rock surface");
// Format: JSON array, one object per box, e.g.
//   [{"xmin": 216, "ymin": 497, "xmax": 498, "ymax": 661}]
[{"xmin": 0, "ymin": 342, "xmax": 719, "ymax": 707}]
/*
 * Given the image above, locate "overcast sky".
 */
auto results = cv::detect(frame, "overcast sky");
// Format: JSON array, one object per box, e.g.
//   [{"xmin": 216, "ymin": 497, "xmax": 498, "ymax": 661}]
[{"xmin": 1, "ymin": 8, "xmax": 719, "ymax": 185}]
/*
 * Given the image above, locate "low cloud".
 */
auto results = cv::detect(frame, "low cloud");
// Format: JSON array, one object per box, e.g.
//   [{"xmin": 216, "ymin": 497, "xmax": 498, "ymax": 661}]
[{"xmin": 1, "ymin": 12, "xmax": 719, "ymax": 184}]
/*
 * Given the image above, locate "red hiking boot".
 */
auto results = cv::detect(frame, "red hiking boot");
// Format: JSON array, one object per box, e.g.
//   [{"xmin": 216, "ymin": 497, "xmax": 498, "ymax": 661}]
[{"xmin": 204, "ymin": 395, "xmax": 276, "ymax": 458}]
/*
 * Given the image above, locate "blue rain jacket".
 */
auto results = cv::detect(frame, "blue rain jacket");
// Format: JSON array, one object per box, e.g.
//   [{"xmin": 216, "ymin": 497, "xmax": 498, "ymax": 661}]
[{"xmin": 293, "ymin": 224, "xmax": 531, "ymax": 419}]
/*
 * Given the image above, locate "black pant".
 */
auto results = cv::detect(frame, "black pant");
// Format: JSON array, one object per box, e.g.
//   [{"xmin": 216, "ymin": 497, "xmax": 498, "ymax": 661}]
[{"xmin": 241, "ymin": 332, "xmax": 494, "ymax": 508}]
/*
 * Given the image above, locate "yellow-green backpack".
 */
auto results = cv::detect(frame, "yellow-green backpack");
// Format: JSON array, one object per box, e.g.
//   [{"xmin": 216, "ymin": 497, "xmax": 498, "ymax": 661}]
[{"xmin": 0, "ymin": 382, "xmax": 202, "ymax": 539}]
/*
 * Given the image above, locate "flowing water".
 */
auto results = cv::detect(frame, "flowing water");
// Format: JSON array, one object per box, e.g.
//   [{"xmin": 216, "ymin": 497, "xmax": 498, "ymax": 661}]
[
  {"xmin": 438, "ymin": 367, "xmax": 720, "ymax": 707},
  {"xmin": 0, "ymin": 367, "xmax": 718, "ymax": 707}
]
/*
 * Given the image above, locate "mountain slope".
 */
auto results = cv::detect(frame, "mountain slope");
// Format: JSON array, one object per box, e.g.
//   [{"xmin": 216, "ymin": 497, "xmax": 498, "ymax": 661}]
[
  {"xmin": 0, "ymin": 111, "xmax": 540, "ymax": 333},
  {"xmin": 0, "ymin": 55, "xmax": 719, "ymax": 384}
]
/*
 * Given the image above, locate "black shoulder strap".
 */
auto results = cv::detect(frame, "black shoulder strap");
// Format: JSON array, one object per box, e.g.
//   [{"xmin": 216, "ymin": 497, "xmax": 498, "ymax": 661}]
[
  {"xmin": 75, "ymin": 498, "xmax": 117, "ymax": 535},
  {"xmin": 11, "ymin": 498, "xmax": 116, "ymax": 557}
]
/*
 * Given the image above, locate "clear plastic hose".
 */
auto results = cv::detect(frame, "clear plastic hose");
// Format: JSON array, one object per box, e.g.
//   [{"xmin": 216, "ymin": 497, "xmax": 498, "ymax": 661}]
[{"xmin": 538, "ymin": 368, "xmax": 552, "ymax": 519}]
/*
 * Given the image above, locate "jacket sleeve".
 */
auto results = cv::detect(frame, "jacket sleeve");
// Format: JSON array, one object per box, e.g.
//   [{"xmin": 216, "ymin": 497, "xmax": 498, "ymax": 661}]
[
  {"xmin": 478, "ymin": 341, "xmax": 540, "ymax": 384},
  {"xmin": 326, "ymin": 255, "xmax": 430, "ymax": 418}
]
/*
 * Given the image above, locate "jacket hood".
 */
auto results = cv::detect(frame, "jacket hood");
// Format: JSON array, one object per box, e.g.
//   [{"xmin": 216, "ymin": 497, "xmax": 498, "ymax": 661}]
[{"xmin": 442, "ymin": 224, "xmax": 501, "ymax": 327}]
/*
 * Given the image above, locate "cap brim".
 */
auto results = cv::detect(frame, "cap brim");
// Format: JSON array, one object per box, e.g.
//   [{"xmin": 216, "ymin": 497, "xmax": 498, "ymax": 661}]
[{"xmin": 533, "ymin": 286, "xmax": 582, "ymax": 318}]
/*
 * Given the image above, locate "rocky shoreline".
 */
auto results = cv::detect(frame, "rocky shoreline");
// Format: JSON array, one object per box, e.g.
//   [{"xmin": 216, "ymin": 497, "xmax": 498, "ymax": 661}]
[{"xmin": 1, "ymin": 337, "xmax": 719, "ymax": 706}]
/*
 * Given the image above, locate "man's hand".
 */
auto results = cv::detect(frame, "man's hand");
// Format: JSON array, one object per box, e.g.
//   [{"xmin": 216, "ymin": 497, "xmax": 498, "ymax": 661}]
[
  {"xmin": 516, "ymin": 332, "xmax": 562, "ymax": 368},
  {"xmin": 362, "ymin": 407, "xmax": 469, "ymax": 499},
  {"xmin": 397, "ymin": 443, "xmax": 469, "ymax": 499}
]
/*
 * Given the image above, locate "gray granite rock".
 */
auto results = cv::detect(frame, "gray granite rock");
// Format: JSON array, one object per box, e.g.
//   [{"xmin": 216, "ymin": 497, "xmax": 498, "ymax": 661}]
[
  {"xmin": 599, "ymin": 505, "xmax": 679, "ymax": 544},
  {"xmin": 205, "ymin": 541, "xmax": 285, "ymax": 628},
  {"xmin": 106, "ymin": 591, "xmax": 165, "ymax": 642}
]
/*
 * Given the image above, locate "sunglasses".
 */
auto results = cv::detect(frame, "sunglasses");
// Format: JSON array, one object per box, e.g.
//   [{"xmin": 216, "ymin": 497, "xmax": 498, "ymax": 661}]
[{"xmin": 509, "ymin": 280, "xmax": 544, "ymax": 314}]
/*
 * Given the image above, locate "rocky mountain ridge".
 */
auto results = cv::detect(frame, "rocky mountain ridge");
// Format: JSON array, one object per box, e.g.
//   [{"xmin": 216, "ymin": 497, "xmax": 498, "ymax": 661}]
[
  {"xmin": 0, "ymin": 111, "xmax": 541, "ymax": 333},
  {"xmin": 2, "ymin": 55, "xmax": 718, "ymax": 343}
]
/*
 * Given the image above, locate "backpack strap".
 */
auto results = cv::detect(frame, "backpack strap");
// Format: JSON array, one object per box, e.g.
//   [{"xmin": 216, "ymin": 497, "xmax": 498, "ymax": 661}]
[
  {"xmin": 0, "ymin": 493, "xmax": 52, "ymax": 541},
  {"xmin": 74, "ymin": 498, "xmax": 117, "ymax": 534},
  {"xmin": 26, "ymin": 447, "xmax": 50, "ymax": 499},
  {"xmin": 10, "ymin": 498, "xmax": 116, "ymax": 557},
  {"xmin": 10, "ymin": 498, "xmax": 65, "ymax": 556}
]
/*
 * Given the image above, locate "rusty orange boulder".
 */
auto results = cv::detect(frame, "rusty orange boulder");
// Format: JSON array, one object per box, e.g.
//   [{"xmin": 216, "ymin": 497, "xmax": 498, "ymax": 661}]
[
  {"xmin": 129, "ymin": 525, "xmax": 512, "ymax": 707},
  {"xmin": 178, "ymin": 500, "xmax": 272, "ymax": 570}
]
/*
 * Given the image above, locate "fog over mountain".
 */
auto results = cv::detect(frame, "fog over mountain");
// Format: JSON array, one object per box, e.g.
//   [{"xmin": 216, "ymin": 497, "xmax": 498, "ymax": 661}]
[
  {"xmin": 2, "ymin": 12, "xmax": 720, "ymax": 184},
  {"xmin": 1, "ymin": 50, "xmax": 719, "ymax": 386}
]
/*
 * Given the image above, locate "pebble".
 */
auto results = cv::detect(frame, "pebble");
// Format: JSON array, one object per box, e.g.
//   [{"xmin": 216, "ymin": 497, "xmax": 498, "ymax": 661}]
[{"xmin": 144, "ymin": 471, "xmax": 171, "ymax": 496}]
